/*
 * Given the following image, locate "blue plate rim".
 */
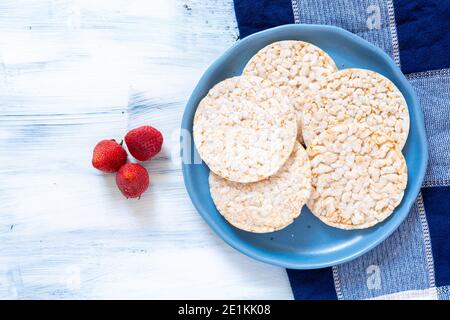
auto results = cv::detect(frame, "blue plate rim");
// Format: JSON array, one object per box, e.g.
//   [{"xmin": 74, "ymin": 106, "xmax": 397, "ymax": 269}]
[{"xmin": 181, "ymin": 24, "xmax": 429, "ymax": 269}]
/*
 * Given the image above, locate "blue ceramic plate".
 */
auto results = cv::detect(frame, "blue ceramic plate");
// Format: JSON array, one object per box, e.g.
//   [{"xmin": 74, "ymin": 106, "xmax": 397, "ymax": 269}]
[{"xmin": 181, "ymin": 24, "xmax": 428, "ymax": 269}]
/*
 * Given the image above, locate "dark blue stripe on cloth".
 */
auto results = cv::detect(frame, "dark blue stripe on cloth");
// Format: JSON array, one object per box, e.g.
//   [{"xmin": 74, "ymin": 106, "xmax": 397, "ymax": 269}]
[
  {"xmin": 233, "ymin": 0, "xmax": 295, "ymax": 39},
  {"xmin": 421, "ymin": 186, "xmax": 450, "ymax": 287},
  {"xmin": 286, "ymin": 268, "xmax": 337, "ymax": 300},
  {"xmin": 393, "ymin": 0, "xmax": 450, "ymax": 74}
]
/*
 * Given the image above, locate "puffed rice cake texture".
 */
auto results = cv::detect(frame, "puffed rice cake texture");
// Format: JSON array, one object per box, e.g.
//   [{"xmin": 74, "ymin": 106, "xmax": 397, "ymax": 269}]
[
  {"xmin": 209, "ymin": 143, "xmax": 311, "ymax": 233},
  {"xmin": 193, "ymin": 76, "xmax": 297, "ymax": 183},
  {"xmin": 301, "ymin": 68, "xmax": 410, "ymax": 149},
  {"xmin": 306, "ymin": 123, "xmax": 408, "ymax": 229},
  {"xmin": 243, "ymin": 40, "xmax": 337, "ymax": 144}
]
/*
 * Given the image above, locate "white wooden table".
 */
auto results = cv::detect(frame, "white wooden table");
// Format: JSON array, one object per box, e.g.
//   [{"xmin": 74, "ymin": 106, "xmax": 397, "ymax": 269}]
[{"xmin": 0, "ymin": 0, "xmax": 293, "ymax": 299}]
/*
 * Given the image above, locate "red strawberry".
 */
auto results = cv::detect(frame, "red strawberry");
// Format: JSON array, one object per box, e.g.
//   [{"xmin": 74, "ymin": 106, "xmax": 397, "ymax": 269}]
[
  {"xmin": 92, "ymin": 139, "xmax": 127, "ymax": 173},
  {"xmin": 116, "ymin": 163, "xmax": 149, "ymax": 198},
  {"xmin": 125, "ymin": 126, "xmax": 163, "ymax": 161}
]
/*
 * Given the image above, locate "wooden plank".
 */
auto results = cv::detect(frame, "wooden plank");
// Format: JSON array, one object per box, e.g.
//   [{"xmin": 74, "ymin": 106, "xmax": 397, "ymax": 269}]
[{"xmin": 0, "ymin": 0, "xmax": 292, "ymax": 299}]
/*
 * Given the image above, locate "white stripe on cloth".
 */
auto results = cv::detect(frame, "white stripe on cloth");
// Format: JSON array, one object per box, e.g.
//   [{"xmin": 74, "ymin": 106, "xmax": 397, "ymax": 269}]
[
  {"xmin": 386, "ymin": 0, "xmax": 401, "ymax": 66},
  {"xmin": 332, "ymin": 266, "xmax": 344, "ymax": 300},
  {"xmin": 291, "ymin": 0, "xmax": 300, "ymax": 24},
  {"xmin": 407, "ymin": 68, "xmax": 450, "ymax": 80},
  {"xmin": 368, "ymin": 287, "xmax": 438, "ymax": 300},
  {"xmin": 416, "ymin": 193, "xmax": 437, "ymax": 288}
]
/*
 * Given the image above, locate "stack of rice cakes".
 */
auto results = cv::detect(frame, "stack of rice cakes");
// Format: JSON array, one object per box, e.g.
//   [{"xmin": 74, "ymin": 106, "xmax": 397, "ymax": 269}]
[{"xmin": 193, "ymin": 40, "xmax": 409, "ymax": 232}]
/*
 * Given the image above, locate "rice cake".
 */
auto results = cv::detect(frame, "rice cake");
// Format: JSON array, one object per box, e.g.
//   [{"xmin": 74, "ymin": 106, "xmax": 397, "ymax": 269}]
[
  {"xmin": 302, "ymin": 68, "xmax": 410, "ymax": 149},
  {"xmin": 209, "ymin": 143, "xmax": 311, "ymax": 233},
  {"xmin": 307, "ymin": 123, "xmax": 407, "ymax": 230},
  {"xmin": 193, "ymin": 76, "xmax": 297, "ymax": 183},
  {"xmin": 243, "ymin": 40, "xmax": 337, "ymax": 144}
]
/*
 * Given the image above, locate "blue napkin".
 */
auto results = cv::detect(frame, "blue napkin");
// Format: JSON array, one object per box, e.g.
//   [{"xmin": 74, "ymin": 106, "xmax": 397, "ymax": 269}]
[{"xmin": 234, "ymin": 0, "xmax": 450, "ymax": 300}]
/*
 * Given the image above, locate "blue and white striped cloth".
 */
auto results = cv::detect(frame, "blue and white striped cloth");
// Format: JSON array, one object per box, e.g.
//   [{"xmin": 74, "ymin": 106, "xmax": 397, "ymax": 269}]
[{"xmin": 234, "ymin": 0, "xmax": 450, "ymax": 300}]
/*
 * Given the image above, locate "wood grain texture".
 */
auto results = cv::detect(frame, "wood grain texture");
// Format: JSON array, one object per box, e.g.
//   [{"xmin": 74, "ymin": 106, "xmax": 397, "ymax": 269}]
[{"xmin": 0, "ymin": 0, "xmax": 293, "ymax": 299}]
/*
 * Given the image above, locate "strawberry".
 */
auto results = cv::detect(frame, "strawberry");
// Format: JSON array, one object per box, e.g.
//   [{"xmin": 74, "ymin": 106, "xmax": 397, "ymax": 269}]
[
  {"xmin": 125, "ymin": 126, "xmax": 163, "ymax": 161},
  {"xmin": 92, "ymin": 139, "xmax": 127, "ymax": 173},
  {"xmin": 116, "ymin": 163, "xmax": 149, "ymax": 198}
]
